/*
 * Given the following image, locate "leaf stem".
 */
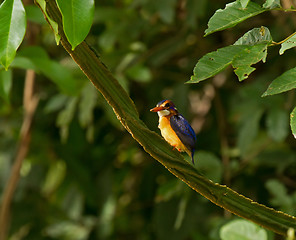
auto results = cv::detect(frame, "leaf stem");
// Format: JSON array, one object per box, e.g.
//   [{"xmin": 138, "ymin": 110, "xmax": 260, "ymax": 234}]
[
  {"xmin": 272, "ymin": 7, "xmax": 296, "ymax": 12},
  {"xmin": 271, "ymin": 31, "xmax": 296, "ymax": 46}
]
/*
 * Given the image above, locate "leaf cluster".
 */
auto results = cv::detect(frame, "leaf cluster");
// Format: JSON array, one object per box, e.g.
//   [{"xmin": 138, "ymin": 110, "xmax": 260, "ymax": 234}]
[{"xmin": 189, "ymin": 0, "xmax": 296, "ymax": 137}]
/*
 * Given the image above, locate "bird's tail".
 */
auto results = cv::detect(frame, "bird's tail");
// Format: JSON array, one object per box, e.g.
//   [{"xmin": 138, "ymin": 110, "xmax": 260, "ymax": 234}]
[
  {"xmin": 191, "ymin": 151, "xmax": 195, "ymax": 165},
  {"xmin": 185, "ymin": 148, "xmax": 195, "ymax": 165}
]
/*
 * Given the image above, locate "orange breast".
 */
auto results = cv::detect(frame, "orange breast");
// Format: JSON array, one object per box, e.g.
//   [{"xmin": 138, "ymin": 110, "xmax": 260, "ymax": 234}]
[{"xmin": 158, "ymin": 116, "xmax": 187, "ymax": 152}]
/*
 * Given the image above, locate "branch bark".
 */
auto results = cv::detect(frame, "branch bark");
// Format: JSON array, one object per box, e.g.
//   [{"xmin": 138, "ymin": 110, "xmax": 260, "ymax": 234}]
[{"xmin": 35, "ymin": 0, "xmax": 296, "ymax": 236}]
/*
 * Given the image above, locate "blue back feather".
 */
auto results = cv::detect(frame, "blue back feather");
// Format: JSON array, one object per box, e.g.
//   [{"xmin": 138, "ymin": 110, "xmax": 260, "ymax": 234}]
[{"xmin": 170, "ymin": 114, "xmax": 196, "ymax": 163}]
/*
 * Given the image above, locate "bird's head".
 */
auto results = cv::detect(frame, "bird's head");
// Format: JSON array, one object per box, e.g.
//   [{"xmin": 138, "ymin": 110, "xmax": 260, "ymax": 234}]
[{"xmin": 150, "ymin": 100, "xmax": 178, "ymax": 117}]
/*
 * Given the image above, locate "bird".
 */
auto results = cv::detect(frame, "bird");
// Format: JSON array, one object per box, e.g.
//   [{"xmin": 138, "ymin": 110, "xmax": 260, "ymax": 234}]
[{"xmin": 150, "ymin": 100, "xmax": 197, "ymax": 164}]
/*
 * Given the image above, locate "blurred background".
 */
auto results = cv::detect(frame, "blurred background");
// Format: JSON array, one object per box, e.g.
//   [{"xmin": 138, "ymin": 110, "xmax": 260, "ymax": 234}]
[{"xmin": 1, "ymin": 0, "xmax": 296, "ymax": 239}]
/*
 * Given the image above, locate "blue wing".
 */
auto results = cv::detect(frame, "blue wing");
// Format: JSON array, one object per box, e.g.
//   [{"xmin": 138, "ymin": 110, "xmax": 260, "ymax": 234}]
[{"xmin": 170, "ymin": 114, "xmax": 196, "ymax": 155}]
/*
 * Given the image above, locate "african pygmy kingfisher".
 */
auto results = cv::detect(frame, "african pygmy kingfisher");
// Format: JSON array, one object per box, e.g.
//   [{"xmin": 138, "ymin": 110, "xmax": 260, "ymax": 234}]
[{"xmin": 150, "ymin": 100, "xmax": 197, "ymax": 164}]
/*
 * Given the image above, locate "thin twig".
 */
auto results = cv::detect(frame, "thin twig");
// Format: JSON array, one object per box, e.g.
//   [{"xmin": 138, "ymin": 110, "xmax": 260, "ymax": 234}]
[
  {"xmin": 272, "ymin": 7, "xmax": 296, "ymax": 12},
  {"xmin": 271, "ymin": 31, "xmax": 296, "ymax": 46},
  {"xmin": 0, "ymin": 1, "xmax": 39, "ymax": 237},
  {"xmin": 0, "ymin": 70, "xmax": 38, "ymax": 240}
]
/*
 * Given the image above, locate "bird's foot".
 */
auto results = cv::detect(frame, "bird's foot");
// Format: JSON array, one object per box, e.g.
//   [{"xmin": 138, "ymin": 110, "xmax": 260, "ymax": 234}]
[{"xmin": 172, "ymin": 146, "xmax": 182, "ymax": 152}]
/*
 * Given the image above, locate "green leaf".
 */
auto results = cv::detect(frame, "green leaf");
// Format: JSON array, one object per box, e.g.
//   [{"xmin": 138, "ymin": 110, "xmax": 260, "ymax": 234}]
[
  {"xmin": 19, "ymin": 46, "xmax": 48, "ymax": 59},
  {"xmin": 56, "ymin": 97, "xmax": 78, "ymax": 142},
  {"xmin": 126, "ymin": 64, "xmax": 152, "ymax": 82},
  {"xmin": 265, "ymin": 179, "xmax": 294, "ymax": 214},
  {"xmin": 78, "ymin": 83, "xmax": 97, "ymax": 128},
  {"xmin": 279, "ymin": 34, "xmax": 296, "ymax": 55},
  {"xmin": 45, "ymin": 218, "xmax": 95, "ymax": 240},
  {"xmin": 238, "ymin": 109, "xmax": 263, "ymax": 157},
  {"xmin": 188, "ymin": 45, "xmax": 244, "ymax": 83},
  {"xmin": 42, "ymin": 160, "xmax": 66, "ymax": 196},
  {"xmin": 266, "ymin": 180, "xmax": 288, "ymax": 203},
  {"xmin": 188, "ymin": 43, "xmax": 269, "ymax": 83},
  {"xmin": 265, "ymin": 179, "xmax": 290, "ymax": 206},
  {"xmin": 44, "ymin": 94, "xmax": 68, "ymax": 113},
  {"xmin": 38, "ymin": 60, "xmax": 80, "ymax": 95},
  {"xmin": 11, "ymin": 57, "xmax": 38, "ymax": 71},
  {"xmin": 263, "ymin": 0, "xmax": 281, "ymax": 9},
  {"xmin": 262, "ymin": 67, "xmax": 296, "ymax": 96},
  {"xmin": 0, "ymin": 0, "xmax": 26, "ymax": 69},
  {"xmin": 17, "ymin": 46, "xmax": 81, "ymax": 95},
  {"xmin": 204, "ymin": 1, "xmax": 266, "ymax": 36},
  {"xmin": 0, "ymin": 69, "xmax": 12, "ymax": 103},
  {"xmin": 56, "ymin": 0, "xmax": 95, "ymax": 50},
  {"xmin": 232, "ymin": 43, "xmax": 268, "ymax": 81},
  {"xmin": 266, "ymin": 109, "xmax": 289, "ymax": 142},
  {"xmin": 35, "ymin": 0, "xmax": 60, "ymax": 44},
  {"xmin": 189, "ymin": 27, "xmax": 272, "ymax": 83},
  {"xmin": 290, "ymin": 107, "xmax": 296, "ymax": 139},
  {"xmin": 234, "ymin": 26, "xmax": 272, "ymax": 45},
  {"xmin": 174, "ymin": 194, "xmax": 188, "ymax": 230},
  {"xmin": 239, "ymin": 0, "xmax": 250, "ymax": 9},
  {"xmin": 78, "ymin": 83, "xmax": 97, "ymax": 142},
  {"xmin": 220, "ymin": 219, "xmax": 268, "ymax": 240}
]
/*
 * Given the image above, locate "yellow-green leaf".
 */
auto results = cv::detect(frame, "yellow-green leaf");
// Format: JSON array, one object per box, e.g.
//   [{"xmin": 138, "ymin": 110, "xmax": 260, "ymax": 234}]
[
  {"xmin": 232, "ymin": 43, "xmax": 268, "ymax": 81},
  {"xmin": 35, "ymin": 0, "xmax": 60, "ymax": 44},
  {"xmin": 263, "ymin": 0, "xmax": 281, "ymax": 9},
  {"xmin": 239, "ymin": 0, "xmax": 251, "ymax": 8},
  {"xmin": 279, "ymin": 34, "xmax": 296, "ymax": 55},
  {"xmin": 188, "ymin": 43, "xmax": 269, "ymax": 83},
  {"xmin": 266, "ymin": 109, "xmax": 289, "ymax": 142},
  {"xmin": 290, "ymin": 107, "xmax": 296, "ymax": 139},
  {"xmin": 0, "ymin": 69, "xmax": 12, "ymax": 103},
  {"xmin": 262, "ymin": 67, "xmax": 296, "ymax": 96},
  {"xmin": 205, "ymin": 1, "xmax": 266, "ymax": 36},
  {"xmin": 0, "ymin": 0, "xmax": 26, "ymax": 69},
  {"xmin": 56, "ymin": 0, "xmax": 94, "ymax": 50},
  {"xmin": 220, "ymin": 219, "xmax": 267, "ymax": 240},
  {"xmin": 234, "ymin": 26, "xmax": 272, "ymax": 46},
  {"xmin": 188, "ymin": 45, "xmax": 244, "ymax": 83}
]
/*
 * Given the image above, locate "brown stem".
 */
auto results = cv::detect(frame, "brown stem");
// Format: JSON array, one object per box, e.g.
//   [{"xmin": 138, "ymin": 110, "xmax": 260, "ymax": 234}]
[
  {"xmin": 0, "ymin": 1, "xmax": 40, "ymax": 237},
  {"xmin": 0, "ymin": 70, "xmax": 38, "ymax": 240}
]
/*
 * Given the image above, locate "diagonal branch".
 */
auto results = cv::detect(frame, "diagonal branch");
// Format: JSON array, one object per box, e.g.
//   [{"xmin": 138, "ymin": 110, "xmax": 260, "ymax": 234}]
[{"xmin": 35, "ymin": 0, "xmax": 296, "ymax": 236}]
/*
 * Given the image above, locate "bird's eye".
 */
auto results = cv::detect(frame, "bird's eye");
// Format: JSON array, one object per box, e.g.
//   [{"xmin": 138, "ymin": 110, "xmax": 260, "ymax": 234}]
[{"xmin": 164, "ymin": 103, "xmax": 170, "ymax": 107}]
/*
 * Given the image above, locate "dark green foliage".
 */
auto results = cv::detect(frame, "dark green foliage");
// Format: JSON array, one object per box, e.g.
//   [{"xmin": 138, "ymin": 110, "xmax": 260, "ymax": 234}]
[{"xmin": 1, "ymin": 0, "xmax": 296, "ymax": 239}]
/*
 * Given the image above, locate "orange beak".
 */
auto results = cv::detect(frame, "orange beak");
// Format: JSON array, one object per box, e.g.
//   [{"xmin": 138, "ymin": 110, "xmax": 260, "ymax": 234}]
[{"xmin": 150, "ymin": 106, "xmax": 165, "ymax": 112}]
